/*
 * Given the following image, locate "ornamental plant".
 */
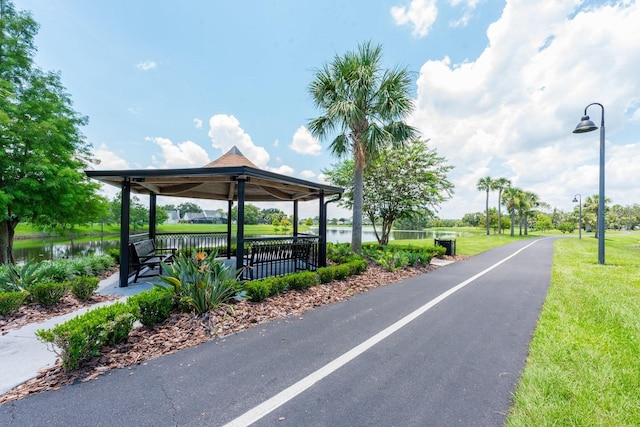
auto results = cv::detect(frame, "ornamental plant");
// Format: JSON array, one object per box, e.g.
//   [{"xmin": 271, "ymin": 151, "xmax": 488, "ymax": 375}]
[{"xmin": 158, "ymin": 250, "xmax": 244, "ymax": 315}]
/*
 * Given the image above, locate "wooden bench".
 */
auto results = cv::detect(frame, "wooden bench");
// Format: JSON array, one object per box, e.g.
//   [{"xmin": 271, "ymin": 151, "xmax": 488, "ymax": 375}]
[{"xmin": 131, "ymin": 239, "xmax": 176, "ymax": 283}]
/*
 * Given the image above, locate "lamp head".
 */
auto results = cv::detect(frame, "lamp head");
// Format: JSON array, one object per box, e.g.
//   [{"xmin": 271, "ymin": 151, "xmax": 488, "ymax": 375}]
[
  {"xmin": 573, "ymin": 115, "xmax": 598, "ymax": 133},
  {"xmin": 572, "ymin": 197, "xmax": 578, "ymax": 203}
]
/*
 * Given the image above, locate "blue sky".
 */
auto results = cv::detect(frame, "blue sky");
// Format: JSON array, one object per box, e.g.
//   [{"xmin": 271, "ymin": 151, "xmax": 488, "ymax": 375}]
[{"xmin": 15, "ymin": 0, "xmax": 640, "ymax": 220}]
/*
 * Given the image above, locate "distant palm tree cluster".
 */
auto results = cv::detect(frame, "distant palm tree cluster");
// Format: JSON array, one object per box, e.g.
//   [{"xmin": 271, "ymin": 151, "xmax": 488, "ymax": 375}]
[{"xmin": 476, "ymin": 176, "xmax": 543, "ymax": 236}]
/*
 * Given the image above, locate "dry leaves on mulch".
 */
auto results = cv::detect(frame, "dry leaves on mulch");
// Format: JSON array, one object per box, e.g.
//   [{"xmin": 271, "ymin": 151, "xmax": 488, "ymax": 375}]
[{"xmin": 0, "ymin": 259, "xmax": 465, "ymax": 404}]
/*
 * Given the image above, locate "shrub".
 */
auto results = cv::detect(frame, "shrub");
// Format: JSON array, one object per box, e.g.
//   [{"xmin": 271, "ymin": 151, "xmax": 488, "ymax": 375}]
[
  {"xmin": 68, "ymin": 258, "xmax": 94, "ymax": 277},
  {"xmin": 0, "ymin": 291, "xmax": 29, "ymax": 315},
  {"xmin": 71, "ymin": 276, "xmax": 100, "ymax": 300},
  {"xmin": 107, "ymin": 248, "xmax": 120, "ymax": 264},
  {"xmin": 244, "ymin": 280, "xmax": 273, "ymax": 302},
  {"xmin": 129, "ymin": 288, "xmax": 173, "ymax": 327},
  {"xmin": 30, "ymin": 281, "xmax": 69, "ymax": 307},
  {"xmin": 317, "ymin": 267, "xmax": 335, "ymax": 284},
  {"xmin": 289, "ymin": 271, "xmax": 317, "ymax": 290},
  {"xmin": 327, "ymin": 243, "xmax": 358, "ymax": 264},
  {"xmin": 333, "ymin": 264, "xmax": 352, "ymax": 280},
  {"xmin": 37, "ymin": 261, "xmax": 74, "ymax": 283},
  {"xmin": 36, "ymin": 302, "xmax": 135, "ymax": 372}
]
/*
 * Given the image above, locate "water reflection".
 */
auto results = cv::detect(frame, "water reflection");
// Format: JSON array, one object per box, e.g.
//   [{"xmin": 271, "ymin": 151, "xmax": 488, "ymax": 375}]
[{"xmin": 13, "ymin": 227, "xmax": 469, "ymax": 263}]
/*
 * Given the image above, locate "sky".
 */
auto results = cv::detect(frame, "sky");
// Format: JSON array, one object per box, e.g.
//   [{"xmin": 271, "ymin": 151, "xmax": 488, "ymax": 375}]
[{"xmin": 14, "ymin": 0, "xmax": 640, "ymax": 221}]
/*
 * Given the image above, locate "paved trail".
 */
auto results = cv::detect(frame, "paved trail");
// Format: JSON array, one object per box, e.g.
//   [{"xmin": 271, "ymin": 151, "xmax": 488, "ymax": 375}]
[{"xmin": 0, "ymin": 238, "xmax": 555, "ymax": 426}]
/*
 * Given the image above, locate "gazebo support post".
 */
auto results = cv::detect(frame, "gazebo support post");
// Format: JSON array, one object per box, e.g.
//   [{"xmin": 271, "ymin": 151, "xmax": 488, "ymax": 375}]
[
  {"xmin": 318, "ymin": 192, "xmax": 326, "ymax": 267},
  {"xmin": 149, "ymin": 193, "xmax": 157, "ymax": 241},
  {"xmin": 235, "ymin": 178, "xmax": 246, "ymax": 273},
  {"xmin": 227, "ymin": 200, "xmax": 233, "ymax": 259},
  {"xmin": 118, "ymin": 179, "xmax": 131, "ymax": 287},
  {"xmin": 293, "ymin": 200, "xmax": 298, "ymax": 236}
]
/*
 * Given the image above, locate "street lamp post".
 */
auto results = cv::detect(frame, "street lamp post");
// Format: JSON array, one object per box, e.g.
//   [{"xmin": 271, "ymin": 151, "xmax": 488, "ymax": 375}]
[
  {"xmin": 572, "ymin": 194, "xmax": 582, "ymax": 239},
  {"xmin": 572, "ymin": 103, "xmax": 605, "ymax": 264}
]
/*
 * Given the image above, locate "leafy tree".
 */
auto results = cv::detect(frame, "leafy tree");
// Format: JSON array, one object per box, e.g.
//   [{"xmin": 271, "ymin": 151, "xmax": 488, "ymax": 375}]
[
  {"xmin": 231, "ymin": 203, "xmax": 260, "ymax": 225},
  {"xmin": 0, "ymin": 1, "xmax": 100, "ymax": 263},
  {"xmin": 535, "ymin": 215, "xmax": 553, "ymax": 232},
  {"xmin": 324, "ymin": 140, "xmax": 453, "ymax": 245},
  {"xmin": 476, "ymin": 176, "xmax": 494, "ymax": 236},
  {"xmin": 308, "ymin": 41, "xmax": 417, "ymax": 253},
  {"xmin": 176, "ymin": 202, "xmax": 202, "ymax": 218},
  {"xmin": 492, "ymin": 177, "xmax": 511, "ymax": 235},
  {"xmin": 155, "ymin": 207, "xmax": 169, "ymax": 225},
  {"xmin": 261, "ymin": 208, "xmax": 285, "ymax": 225}
]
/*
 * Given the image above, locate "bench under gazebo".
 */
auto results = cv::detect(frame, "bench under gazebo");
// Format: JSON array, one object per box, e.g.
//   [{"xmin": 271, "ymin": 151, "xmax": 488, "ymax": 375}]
[{"xmin": 85, "ymin": 146, "xmax": 343, "ymax": 287}]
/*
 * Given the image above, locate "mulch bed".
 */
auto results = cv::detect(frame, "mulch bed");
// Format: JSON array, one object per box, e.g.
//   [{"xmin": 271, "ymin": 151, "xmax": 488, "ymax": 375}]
[{"xmin": 0, "ymin": 258, "xmax": 465, "ymax": 404}]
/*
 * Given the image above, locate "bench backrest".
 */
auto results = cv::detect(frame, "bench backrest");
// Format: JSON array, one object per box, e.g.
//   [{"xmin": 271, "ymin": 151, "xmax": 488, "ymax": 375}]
[{"xmin": 133, "ymin": 239, "xmax": 156, "ymax": 258}]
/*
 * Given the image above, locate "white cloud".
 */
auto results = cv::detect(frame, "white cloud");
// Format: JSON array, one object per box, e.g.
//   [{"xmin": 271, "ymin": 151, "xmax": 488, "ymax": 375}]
[
  {"xmin": 289, "ymin": 126, "xmax": 322, "ymax": 155},
  {"xmin": 268, "ymin": 164, "xmax": 295, "ymax": 176},
  {"xmin": 207, "ymin": 114, "xmax": 270, "ymax": 168},
  {"xmin": 411, "ymin": 1, "xmax": 640, "ymax": 218},
  {"xmin": 91, "ymin": 144, "xmax": 131, "ymax": 170},
  {"xmin": 193, "ymin": 118, "xmax": 203, "ymax": 129},
  {"xmin": 391, "ymin": 0, "xmax": 438, "ymax": 38},
  {"xmin": 300, "ymin": 170, "xmax": 316, "ymax": 179},
  {"xmin": 136, "ymin": 60, "xmax": 157, "ymax": 71},
  {"xmin": 146, "ymin": 136, "xmax": 210, "ymax": 168}
]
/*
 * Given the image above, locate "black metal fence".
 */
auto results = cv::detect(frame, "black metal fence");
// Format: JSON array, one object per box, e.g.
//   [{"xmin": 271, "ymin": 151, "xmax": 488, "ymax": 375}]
[
  {"xmin": 242, "ymin": 236, "xmax": 319, "ymax": 280},
  {"xmin": 155, "ymin": 232, "xmax": 230, "ymax": 256}
]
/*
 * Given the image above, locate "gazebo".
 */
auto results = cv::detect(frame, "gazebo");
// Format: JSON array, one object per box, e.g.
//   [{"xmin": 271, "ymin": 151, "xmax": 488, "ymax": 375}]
[{"xmin": 85, "ymin": 147, "xmax": 343, "ymax": 287}]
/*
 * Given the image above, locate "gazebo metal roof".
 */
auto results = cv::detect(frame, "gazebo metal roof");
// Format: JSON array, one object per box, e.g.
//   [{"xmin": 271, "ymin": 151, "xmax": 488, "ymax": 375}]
[
  {"xmin": 84, "ymin": 147, "xmax": 343, "ymax": 287},
  {"xmin": 86, "ymin": 148, "xmax": 342, "ymax": 202}
]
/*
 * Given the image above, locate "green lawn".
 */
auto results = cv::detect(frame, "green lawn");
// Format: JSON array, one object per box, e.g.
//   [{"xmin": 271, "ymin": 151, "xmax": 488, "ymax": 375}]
[{"xmin": 507, "ymin": 231, "xmax": 640, "ymax": 425}]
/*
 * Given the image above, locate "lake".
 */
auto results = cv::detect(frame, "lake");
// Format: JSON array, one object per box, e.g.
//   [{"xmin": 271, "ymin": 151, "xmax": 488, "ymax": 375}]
[{"xmin": 12, "ymin": 227, "xmax": 467, "ymax": 263}]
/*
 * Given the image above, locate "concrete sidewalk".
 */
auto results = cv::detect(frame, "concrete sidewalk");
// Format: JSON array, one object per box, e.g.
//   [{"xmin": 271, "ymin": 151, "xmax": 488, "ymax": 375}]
[{"xmin": 0, "ymin": 274, "xmax": 156, "ymax": 395}]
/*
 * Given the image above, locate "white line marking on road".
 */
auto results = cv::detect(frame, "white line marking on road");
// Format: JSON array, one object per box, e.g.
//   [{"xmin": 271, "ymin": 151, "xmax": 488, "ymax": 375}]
[{"xmin": 224, "ymin": 239, "xmax": 542, "ymax": 427}]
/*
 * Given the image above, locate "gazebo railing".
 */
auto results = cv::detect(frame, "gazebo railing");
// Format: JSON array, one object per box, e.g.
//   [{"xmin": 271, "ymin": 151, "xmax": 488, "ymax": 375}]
[
  {"xmin": 242, "ymin": 235, "xmax": 319, "ymax": 281},
  {"xmin": 155, "ymin": 232, "xmax": 230, "ymax": 256}
]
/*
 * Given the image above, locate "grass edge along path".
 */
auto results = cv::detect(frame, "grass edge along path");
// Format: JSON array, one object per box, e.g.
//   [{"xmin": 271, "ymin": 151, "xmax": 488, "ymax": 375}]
[{"xmin": 506, "ymin": 232, "xmax": 640, "ymax": 426}]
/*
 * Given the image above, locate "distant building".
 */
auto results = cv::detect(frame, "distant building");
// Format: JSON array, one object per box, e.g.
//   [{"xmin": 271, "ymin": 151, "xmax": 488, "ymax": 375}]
[
  {"xmin": 164, "ymin": 210, "xmax": 180, "ymax": 224},
  {"xmin": 182, "ymin": 210, "xmax": 228, "ymax": 224}
]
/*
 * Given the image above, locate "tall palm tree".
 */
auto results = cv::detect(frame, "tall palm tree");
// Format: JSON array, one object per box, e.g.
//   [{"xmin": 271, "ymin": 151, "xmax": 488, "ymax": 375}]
[
  {"xmin": 477, "ymin": 176, "xmax": 493, "ymax": 235},
  {"xmin": 503, "ymin": 186, "xmax": 522, "ymax": 237},
  {"xmin": 308, "ymin": 42, "xmax": 417, "ymax": 253},
  {"xmin": 492, "ymin": 177, "xmax": 511, "ymax": 234},
  {"xmin": 520, "ymin": 191, "xmax": 540, "ymax": 235}
]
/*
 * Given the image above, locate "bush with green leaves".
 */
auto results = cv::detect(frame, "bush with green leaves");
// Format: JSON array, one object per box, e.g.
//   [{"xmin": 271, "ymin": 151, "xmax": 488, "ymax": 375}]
[
  {"xmin": 36, "ymin": 302, "xmax": 135, "ymax": 372},
  {"xmin": 128, "ymin": 288, "xmax": 173, "ymax": 327},
  {"xmin": 71, "ymin": 276, "xmax": 100, "ymax": 300},
  {"xmin": 317, "ymin": 267, "xmax": 335, "ymax": 284},
  {"xmin": 0, "ymin": 291, "xmax": 30, "ymax": 315},
  {"xmin": 37, "ymin": 261, "xmax": 75, "ymax": 283},
  {"xmin": 30, "ymin": 281, "xmax": 69, "ymax": 307},
  {"xmin": 159, "ymin": 251, "xmax": 244, "ymax": 315},
  {"xmin": 288, "ymin": 271, "xmax": 317, "ymax": 290},
  {"xmin": 327, "ymin": 243, "xmax": 359, "ymax": 264}
]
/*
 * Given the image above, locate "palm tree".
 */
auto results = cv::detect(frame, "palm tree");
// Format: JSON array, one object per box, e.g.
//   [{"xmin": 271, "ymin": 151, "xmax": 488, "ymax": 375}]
[
  {"xmin": 503, "ymin": 186, "xmax": 522, "ymax": 237},
  {"xmin": 477, "ymin": 176, "xmax": 493, "ymax": 235},
  {"xmin": 584, "ymin": 194, "xmax": 611, "ymax": 238},
  {"xmin": 520, "ymin": 191, "xmax": 540, "ymax": 235},
  {"xmin": 308, "ymin": 42, "xmax": 417, "ymax": 253},
  {"xmin": 492, "ymin": 177, "xmax": 511, "ymax": 234}
]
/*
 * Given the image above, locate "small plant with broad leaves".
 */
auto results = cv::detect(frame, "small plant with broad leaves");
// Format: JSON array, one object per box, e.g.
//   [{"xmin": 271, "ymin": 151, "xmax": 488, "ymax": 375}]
[{"xmin": 157, "ymin": 250, "xmax": 245, "ymax": 315}]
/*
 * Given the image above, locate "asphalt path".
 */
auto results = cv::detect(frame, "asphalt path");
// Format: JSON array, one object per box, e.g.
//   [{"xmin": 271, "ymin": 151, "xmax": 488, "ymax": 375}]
[{"xmin": 0, "ymin": 237, "xmax": 555, "ymax": 426}]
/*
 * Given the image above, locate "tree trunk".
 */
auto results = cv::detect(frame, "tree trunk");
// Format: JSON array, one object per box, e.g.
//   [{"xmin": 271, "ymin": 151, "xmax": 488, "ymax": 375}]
[
  {"xmin": 497, "ymin": 190, "xmax": 502, "ymax": 235},
  {"xmin": 352, "ymin": 166, "xmax": 364, "ymax": 254},
  {"xmin": 510, "ymin": 212, "xmax": 515, "ymax": 237},
  {"xmin": 0, "ymin": 218, "xmax": 18, "ymax": 265},
  {"xmin": 485, "ymin": 190, "xmax": 490, "ymax": 235}
]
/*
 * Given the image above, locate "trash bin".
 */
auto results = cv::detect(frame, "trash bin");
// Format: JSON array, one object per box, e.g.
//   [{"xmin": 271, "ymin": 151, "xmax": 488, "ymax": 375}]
[{"xmin": 434, "ymin": 238, "xmax": 456, "ymax": 256}]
